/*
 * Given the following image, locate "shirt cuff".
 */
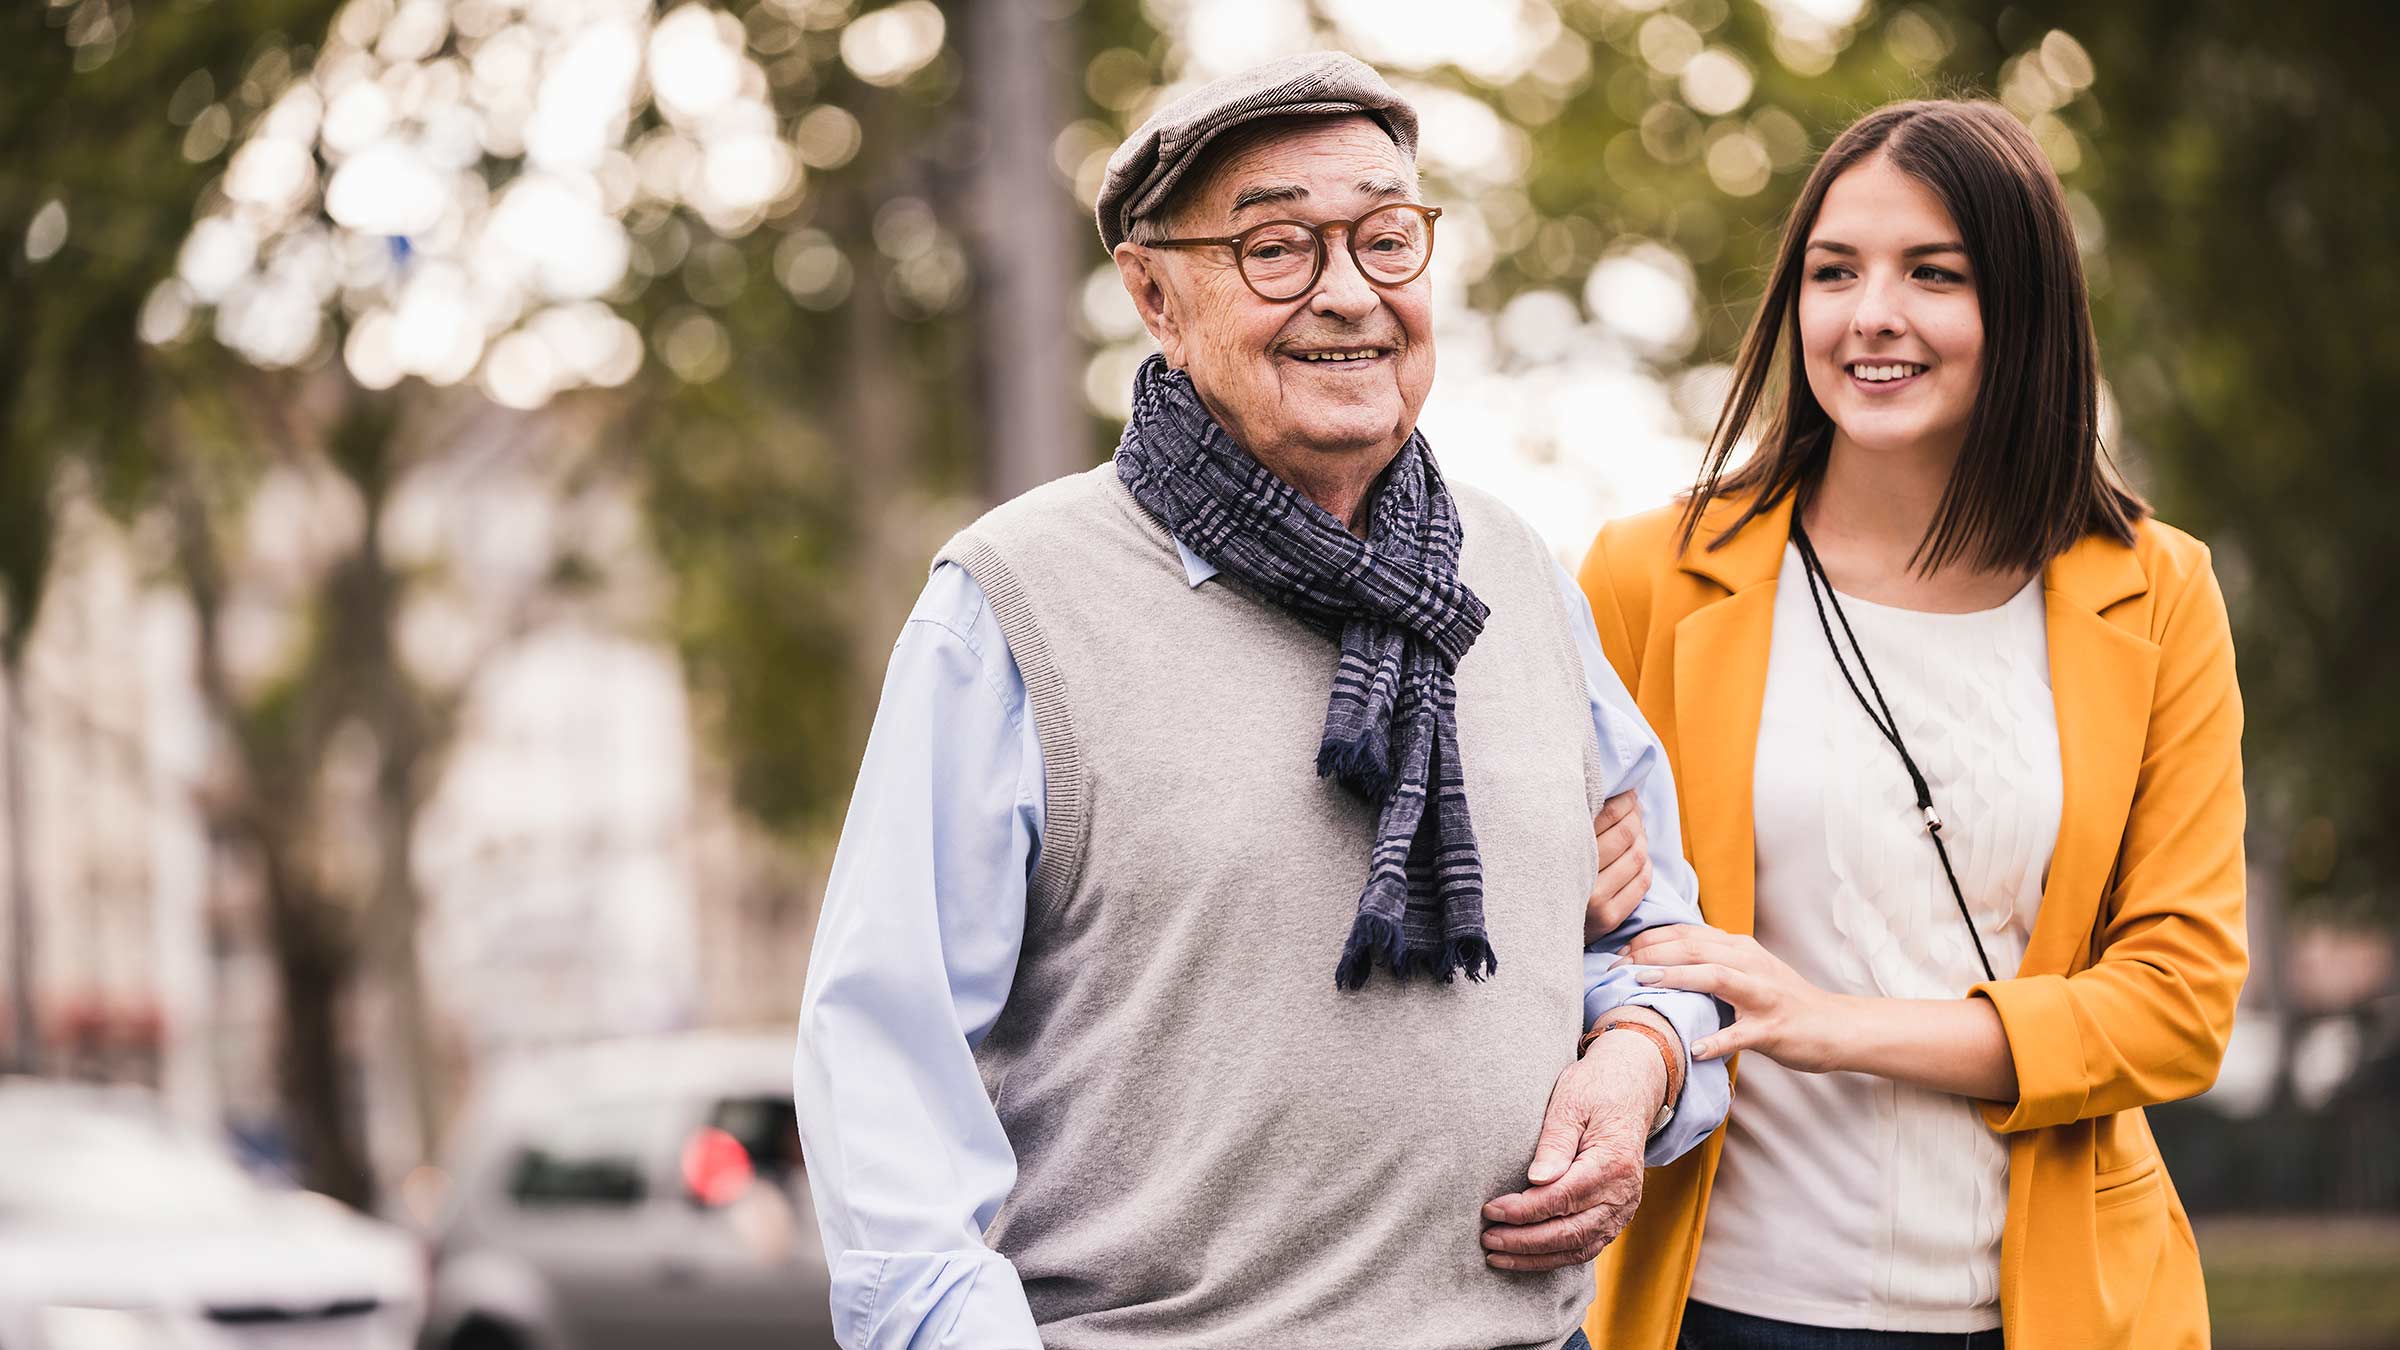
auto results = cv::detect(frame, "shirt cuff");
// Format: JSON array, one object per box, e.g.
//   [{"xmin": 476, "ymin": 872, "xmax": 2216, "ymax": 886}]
[
  {"xmin": 830, "ymin": 1247, "xmax": 1042, "ymax": 1350},
  {"xmin": 1617, "ymin": 988, "xmax": 1730, "ymax": 1167}
]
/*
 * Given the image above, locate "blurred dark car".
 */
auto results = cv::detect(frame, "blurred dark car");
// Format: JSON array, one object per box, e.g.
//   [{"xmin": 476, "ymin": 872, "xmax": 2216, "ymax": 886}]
[
  {"xmin": 0, "ymin": 1077, "xmax": 425, "ymax": 1350},
  {"xmin": 419, "ymin": 1030, "xmax": 833, "ymax": 1350}
]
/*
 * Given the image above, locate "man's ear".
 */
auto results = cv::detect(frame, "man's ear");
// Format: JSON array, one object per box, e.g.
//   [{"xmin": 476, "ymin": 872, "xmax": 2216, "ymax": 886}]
[{"xmin": 1113, "ymin": 242, "xmax": 1188, "ymax": 368}]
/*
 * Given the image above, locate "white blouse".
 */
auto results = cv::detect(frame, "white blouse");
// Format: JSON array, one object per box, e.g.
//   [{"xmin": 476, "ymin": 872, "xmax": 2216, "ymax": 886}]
[{"xmin": 1688, "ymin": 543, "xmax": 2061, "ymax": 1334}]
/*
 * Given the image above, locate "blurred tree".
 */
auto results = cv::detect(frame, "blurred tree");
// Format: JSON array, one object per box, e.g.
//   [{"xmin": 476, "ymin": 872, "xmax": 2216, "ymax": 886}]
[
  {"xmin": 12, "ymin": 0, "xmax": 630, "ymax": 1199},
  {"xmin": 160, "ymin": 363, "xmax": 632, "ymax": 1203},
  {"xmin": 633, "ymin": 0, "xmax": 1114, "ymax": 842},
  {"xmin": 963, "ymin": 0, "xmax": 1084, "ymax": 499},
  {"xmin": 2004, "ymin": 0, "xmax": 2400, "ymax": 920},
  {"xmin": 116, "ymin": 0, "xmax": 1116, "ymax": 1196},
  {"xmin": 1, "ymin": 0, "xmax": 348, "ymax": 1079}
]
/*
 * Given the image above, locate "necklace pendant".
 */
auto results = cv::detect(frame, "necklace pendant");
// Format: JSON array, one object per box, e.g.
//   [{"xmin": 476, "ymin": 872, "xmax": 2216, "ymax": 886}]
[{"xmin": 1921, "ymin": 804, "xmax": 1943, "ymax": 833}]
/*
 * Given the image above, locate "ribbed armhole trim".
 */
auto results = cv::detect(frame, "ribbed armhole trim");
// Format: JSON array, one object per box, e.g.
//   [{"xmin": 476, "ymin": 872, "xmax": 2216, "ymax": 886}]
[
  {"xmin": 943, "ymin": 537, "xmax": 1088, "ymax": 910},
  {"xmin": 1463, "ymin": 490, "xmax": 1611, "ymax": 816}
]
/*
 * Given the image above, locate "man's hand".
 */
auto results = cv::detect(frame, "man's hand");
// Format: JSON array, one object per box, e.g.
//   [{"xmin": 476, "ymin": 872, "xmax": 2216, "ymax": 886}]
[
  {"xmin": 1478, "ymin": 1026, "xmax": 1667, "ymax": 1271},
  {"xmin": 1585, "ymin": 791, "xmax": 1652, "ymax": 944}
]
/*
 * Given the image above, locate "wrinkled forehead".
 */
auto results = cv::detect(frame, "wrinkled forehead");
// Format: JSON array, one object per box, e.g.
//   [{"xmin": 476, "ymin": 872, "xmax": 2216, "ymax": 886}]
[{"xmin": 1172, "ymin": 114, "xmax": 1417, "ymax": 226}]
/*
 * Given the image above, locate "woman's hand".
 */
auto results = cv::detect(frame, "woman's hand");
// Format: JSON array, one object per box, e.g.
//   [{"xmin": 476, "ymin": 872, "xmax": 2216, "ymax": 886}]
[
  {"xmin": 1619, "ymin": 924, "xmax": 1853, "ymax": 1073},
  {"xmin": 1586, "ymin": 791, "xmax": 1652, "ymax": 943}
]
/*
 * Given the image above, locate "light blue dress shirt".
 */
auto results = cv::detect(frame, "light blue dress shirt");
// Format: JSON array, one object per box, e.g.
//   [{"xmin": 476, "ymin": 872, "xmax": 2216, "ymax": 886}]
[{"xmin": 794, "ymin": 540, "xmax": 1731, "ymax": 1350}]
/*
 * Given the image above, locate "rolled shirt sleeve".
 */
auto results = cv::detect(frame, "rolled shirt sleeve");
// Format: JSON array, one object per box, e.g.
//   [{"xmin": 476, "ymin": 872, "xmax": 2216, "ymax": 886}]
[
  {"xmin": 793, "ymin": 563, "xmax": 1045, "ymax": 1350},
  {"xmin": 1555, "ymin": 561, "xmax": 1733, "ymax": 1166}
]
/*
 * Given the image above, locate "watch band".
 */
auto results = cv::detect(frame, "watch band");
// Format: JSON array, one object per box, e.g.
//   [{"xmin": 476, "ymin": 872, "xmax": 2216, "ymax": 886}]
[{"xmin": 1579, "ymin": 1016, "xmax": 1684, "ymax": 1136}]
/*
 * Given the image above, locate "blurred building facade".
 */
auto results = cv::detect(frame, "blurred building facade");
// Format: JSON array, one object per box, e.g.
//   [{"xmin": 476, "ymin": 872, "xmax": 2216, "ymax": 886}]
[{"xmin": 0, "ymin": 456, "xmax": 811, "ymax": 1184}]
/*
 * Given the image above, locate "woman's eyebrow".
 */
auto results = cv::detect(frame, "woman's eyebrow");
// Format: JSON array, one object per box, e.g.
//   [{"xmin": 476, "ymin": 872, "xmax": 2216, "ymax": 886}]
[{"xmin": 1806, "ymin": 238, "xmax": 1968, "ymax": 257}]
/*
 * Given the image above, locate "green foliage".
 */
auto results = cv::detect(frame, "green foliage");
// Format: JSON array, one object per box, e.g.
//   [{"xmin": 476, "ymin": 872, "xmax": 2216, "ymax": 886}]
[
  {"xmin": 628, "ymin": 2, "xmax": 997, "ymax": 834},
  {"xmin": 1481, "ymin": 2, "xmax": 1996, "ymax": 351},
  {"xmin": 2002, "ymin": 0, "xmax": 2400, "ymax": 914},
  {"xmin": 637, "ymin": 388, "xmax": 864, "ymax": 832},
  {"xmin": 0, "ymin": 0, "xmax": 345, "ymax": 653}
]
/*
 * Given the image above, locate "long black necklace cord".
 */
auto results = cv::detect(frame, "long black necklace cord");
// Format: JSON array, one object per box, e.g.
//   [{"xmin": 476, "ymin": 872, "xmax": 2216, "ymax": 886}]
[{"xmin": 1791, "ymin": 520, "xmax": 1998, "ymax": 984}]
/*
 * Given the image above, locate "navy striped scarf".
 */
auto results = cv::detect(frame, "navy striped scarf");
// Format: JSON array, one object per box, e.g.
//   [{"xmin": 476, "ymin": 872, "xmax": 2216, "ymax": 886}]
[{"xmin": 1113, "ymin": 355, "xmax": 1494, "ymax": 990}]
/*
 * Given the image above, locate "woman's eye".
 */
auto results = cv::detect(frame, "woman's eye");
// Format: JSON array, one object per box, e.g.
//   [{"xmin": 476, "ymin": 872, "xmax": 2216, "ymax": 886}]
[
  {"xmin": 1809, "ymin": 265, "xmax": 1852, "ymax": 282},
  {"xmin": 1913, "ymin": 265, "xmax": 1963, "ymax": 283}
]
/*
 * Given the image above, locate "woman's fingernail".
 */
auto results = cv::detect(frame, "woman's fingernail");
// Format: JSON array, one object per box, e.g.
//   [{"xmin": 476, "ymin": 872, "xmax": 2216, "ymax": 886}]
[
  {"xmin": 1634, "ymin": 967, "xmax": 1662, "ymax": 983},
  {"xmin": 1693, "ymin": 1041, "xmax": 1714, "ymax": 1058}
]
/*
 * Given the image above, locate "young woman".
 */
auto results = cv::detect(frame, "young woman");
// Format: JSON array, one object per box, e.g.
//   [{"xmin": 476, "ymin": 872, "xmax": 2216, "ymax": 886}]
[{"xmin": 1574, "ymin": 101, "xmax": 2245, "ymax": 1348}]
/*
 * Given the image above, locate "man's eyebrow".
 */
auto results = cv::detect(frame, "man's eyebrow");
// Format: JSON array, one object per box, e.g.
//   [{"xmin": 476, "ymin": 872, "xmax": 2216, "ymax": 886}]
[
  {"xmin": 1229, "ymin": 183, "xmax": 1309, "ymax": 216},
  {"xmin": 1357, "ymin": 175, "xmax": 1412, "ymax": 199},
  {"xmin": 1806, "ymin": 238, "xmax": 1969, "ymax": 257}
]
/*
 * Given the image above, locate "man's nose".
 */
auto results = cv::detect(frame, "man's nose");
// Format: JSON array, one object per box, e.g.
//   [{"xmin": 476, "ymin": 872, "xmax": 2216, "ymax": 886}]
[{"xmin": 1306, "ymin": 234, "xmax": 1381, "ymax": 322}]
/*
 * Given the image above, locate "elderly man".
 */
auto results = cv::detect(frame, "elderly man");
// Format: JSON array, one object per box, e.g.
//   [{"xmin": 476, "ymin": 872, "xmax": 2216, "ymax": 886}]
[{"xmin": 793, "ymin": 52, "xmax": 1727, "ymax": 1350}]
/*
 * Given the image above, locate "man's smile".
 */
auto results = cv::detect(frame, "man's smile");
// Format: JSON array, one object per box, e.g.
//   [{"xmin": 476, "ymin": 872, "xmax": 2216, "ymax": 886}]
[{"xmin": 1282, "ymin": 345, "xmax": 1393, "ymax": 367}]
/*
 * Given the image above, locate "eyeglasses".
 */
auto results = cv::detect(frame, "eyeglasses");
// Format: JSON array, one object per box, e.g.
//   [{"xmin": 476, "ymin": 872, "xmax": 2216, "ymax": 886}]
[{"xmin": 1143, "ymin": 203, "xmax": 1442, "ymax": 302}]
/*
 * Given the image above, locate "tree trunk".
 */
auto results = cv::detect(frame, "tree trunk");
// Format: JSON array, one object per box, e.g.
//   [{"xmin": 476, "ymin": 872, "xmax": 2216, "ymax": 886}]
[
  {"xmin": 259, "ymin": 851, "xmax": 375, "ymax": 1206},
  {"xmin": 353, "ymin": 485, "xmax": 446, "ymax": 1170},
  {"xmin": 831, "ymin": 107, "xmax": 931, "ymax": 715},
  {"xmin": 965, "ymin": 0, "xmax": 1085, "ymax": 502},
  {"xmin": 170, "ymin": 458, "xmax": 381, "ymax": 1205},
  {"xmin": 3, "ymin": 659, "xmax": 36, "ymax": 1075}
]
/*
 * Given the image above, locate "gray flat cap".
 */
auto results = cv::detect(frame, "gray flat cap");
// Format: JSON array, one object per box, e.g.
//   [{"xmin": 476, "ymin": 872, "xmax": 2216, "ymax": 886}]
[{"xmin": 1095, "ymin": 51, "xmax": 1418, "ymax": 252}]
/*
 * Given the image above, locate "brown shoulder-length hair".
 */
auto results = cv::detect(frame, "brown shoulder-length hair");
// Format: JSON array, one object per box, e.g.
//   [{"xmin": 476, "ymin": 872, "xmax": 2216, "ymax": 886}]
[{"xmin": 1680, "ymin": 98, "xmax": 2147, "ymax": 574}]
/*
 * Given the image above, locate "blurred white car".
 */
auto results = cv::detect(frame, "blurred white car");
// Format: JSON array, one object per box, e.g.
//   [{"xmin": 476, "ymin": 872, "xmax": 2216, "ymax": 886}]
[
  {"xmin": 419, "ymin": 1029, "xmax": 833, "ymax": 1350},
  {"xmin": 0, "ymin": 1077, "xmax": 426, "ymax": 1350}
]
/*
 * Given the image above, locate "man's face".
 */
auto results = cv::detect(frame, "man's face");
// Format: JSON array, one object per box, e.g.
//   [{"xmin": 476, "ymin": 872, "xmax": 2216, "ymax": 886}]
[{"xmin": 1115, "ymin": 117, "xmax": 1436, "ymax": 480}]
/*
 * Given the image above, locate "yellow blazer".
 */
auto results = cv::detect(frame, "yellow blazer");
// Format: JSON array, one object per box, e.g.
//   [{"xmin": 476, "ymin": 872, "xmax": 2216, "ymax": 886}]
[{"xmin": 1577, "ymin": 492, "xmax": 2247, "ymax": 1350}]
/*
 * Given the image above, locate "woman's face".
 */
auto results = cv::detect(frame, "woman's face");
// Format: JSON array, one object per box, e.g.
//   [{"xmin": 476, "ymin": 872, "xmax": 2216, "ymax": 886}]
[{"xmin": 1797, "ymin": 154, "xmax": 1984, "ymax": 463}]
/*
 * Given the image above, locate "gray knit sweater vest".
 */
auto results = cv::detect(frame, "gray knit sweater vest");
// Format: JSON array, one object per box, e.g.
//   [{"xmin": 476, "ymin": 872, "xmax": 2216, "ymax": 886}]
[{"xmin": 936, "ymin": 463, "xmax": 1608, "ymax": 1350}]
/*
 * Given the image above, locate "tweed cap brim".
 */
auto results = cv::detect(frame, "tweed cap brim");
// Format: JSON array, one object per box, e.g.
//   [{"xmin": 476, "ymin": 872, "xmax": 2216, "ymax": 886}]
[{"xmin": 1096, "ymin": 51, "xmax": 1419, "ymax": 252}]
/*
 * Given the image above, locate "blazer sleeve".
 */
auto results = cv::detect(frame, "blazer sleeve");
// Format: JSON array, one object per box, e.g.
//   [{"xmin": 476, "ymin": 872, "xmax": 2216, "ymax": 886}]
[{"xmin": 1972, "ymin": 550, "xmax": 2250, "ymax": 1132}]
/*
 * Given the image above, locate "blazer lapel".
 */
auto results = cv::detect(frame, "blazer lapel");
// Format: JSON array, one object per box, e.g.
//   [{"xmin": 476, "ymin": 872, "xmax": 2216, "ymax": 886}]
[
  {"xmin": 1669, "ymin": 496, "xmax": 1792, "ymax": 938},
  {"xmin": 2021, "ymin": 534, "xmax": 2158, "ymax": 976}
]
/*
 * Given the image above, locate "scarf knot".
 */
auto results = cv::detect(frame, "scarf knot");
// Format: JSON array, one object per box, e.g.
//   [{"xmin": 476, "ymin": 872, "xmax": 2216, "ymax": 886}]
[{"xmin": 1114, "ymin": 355, "xmax": 1494, "ymax": 990}]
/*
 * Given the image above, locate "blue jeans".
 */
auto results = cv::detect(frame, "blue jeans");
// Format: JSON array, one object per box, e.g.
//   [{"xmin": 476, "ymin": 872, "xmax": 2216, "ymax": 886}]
[
  {"xmin": 1677, "ymin": 1301, "xmax": 2003, "ymax": 1350},
  {"xmin": 1563, "ymin": 1332, "xmax": 1592, "ymax": 1350}
]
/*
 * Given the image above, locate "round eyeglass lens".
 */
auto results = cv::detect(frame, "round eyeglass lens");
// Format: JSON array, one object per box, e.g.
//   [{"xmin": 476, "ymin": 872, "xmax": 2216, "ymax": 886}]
[
  {"xmin": 1352, "ymin": 204, "xmax": 1431, "ymax": 283},
  {"xmin": 1238, "ymin": 223, "xmax": 1319, "ymax": 298}
]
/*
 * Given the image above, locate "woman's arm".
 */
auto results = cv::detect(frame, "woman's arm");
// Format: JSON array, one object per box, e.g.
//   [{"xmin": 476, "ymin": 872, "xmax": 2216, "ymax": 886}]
[
  {"xmin": 1971, "ymin": 546, "xmax": 2248, "ymax": 1132},
  {"xmin": 1619, "ymin": 927, "xmax": 2020, "ymax": 1102},
  {"xmin": 1627, "ymin": 540, "xmax": 2248, "ymax": 1118},
  {"xmin": 1824, "ymin": 993, "xmax": 2017, "ymax": 1101}
]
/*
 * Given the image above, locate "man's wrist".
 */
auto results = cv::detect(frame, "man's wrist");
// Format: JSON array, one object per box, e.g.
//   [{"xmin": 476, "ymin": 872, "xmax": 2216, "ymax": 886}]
[
  {"xmin": 1566, "ymin": 1028, "xmax": 1671, "ymax": 1139},
  {"xmin": 1581, "ymin": 1011, "xmax": 1683, "ymax": 1115}
]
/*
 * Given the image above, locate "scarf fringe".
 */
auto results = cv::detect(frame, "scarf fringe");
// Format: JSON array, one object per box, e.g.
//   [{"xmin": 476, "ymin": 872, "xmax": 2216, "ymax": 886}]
[
  {"xmin": 1445, "ymin": 935, "xmax": 1498, "ymax": 983},
  {"xmin": 1335, "ymin": 924, "xmax": 1500, "ymax": 990},
  {"xmin": 1315, "ymin": 731, "xmax": 1393, "ymax": 801},
  {"xmin": 1393, "ymin": 935, "xmax": 1498, "ymax": 984},
  {"xmin": 1333, "ymin": 909, "xmax": 1406, "ymax": 991}
]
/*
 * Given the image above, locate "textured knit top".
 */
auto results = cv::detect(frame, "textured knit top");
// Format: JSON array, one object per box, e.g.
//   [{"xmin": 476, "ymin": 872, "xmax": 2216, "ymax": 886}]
[
  {"xmin": 934, "ymin": 464, "xmax": 1611, "ymax": 1350},
  {"xmin": 1689, "ymin": 542, "xmax": 2062, "ymax": 1334}
]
